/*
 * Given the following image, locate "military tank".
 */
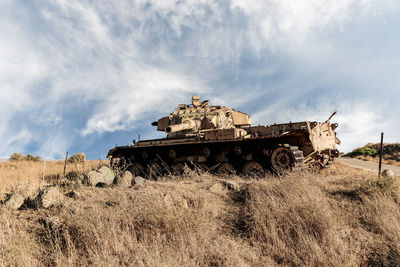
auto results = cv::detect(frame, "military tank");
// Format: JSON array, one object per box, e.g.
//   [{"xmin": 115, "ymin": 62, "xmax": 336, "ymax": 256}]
[{"xmin": 108, "ymin": 96, "xmax": 340, "ymax": 177}]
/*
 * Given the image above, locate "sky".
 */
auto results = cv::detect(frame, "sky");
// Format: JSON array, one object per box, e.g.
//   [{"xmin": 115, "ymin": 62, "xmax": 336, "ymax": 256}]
[{"xmin": 1, "ymin": 0, "xmax": 400, "ymax": 159}]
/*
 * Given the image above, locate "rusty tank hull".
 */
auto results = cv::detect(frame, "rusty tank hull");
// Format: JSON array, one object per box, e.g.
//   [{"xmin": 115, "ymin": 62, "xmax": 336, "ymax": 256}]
[{"xmin": 108, "ymin": 97, "xmax": 340, "ymax": 177}]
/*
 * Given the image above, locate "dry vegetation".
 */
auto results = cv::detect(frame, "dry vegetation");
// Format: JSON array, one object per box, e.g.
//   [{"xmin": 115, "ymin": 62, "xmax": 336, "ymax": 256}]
[
  {"xmin": 347, "ymin": 143, "xmax": 400, "ymax": 166},
  {"xmin": 1, "ymin": 161, "xmax": 400, "ymax": 266},
  {"xmin": 0, "ymin": 160, "xmax": 106, "ymax": 197}
]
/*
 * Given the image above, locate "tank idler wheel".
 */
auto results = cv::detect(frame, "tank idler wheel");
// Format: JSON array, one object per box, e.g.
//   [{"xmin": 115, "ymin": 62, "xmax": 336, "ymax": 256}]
[
  {"xmin": 171, "ymin": 162, "xmax": 185, "ymax": 175},
  {"xmin": 130, "ymin": 163, "xmax": 144, "ymax": 176},
  {"xmin": 147, "ymin": 162, "xmax": 162, "ymax": 180},
  {"xmin": 216, "ymin": 162, "xmax": 236, "ymax": 175},
  {"xmin": 242, "ymin": 161, "xmax": 265, "ymax": 176},
  {"xmin": 270, "ymin": 146, "xmax": 303, "ymax": 172}
]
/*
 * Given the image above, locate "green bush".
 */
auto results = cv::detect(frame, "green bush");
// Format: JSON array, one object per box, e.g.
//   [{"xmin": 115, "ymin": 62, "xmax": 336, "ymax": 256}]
[
  {"xmin": 346, "ymin": 147, "xmax": 378, "ymax": 158},
  {"xmin": 68, "ymin": 153, "xmax": 86, "ymax": 163}
]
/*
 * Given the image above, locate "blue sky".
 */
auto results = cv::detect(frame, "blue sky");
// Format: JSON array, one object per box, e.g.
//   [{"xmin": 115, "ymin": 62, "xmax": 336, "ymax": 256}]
[{"xmin": 1, "ymin": 0, "xmax": 399, "ymax": 159}]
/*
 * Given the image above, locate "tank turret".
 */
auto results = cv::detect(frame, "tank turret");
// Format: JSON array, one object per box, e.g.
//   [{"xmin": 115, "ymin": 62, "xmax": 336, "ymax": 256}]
[{"xmin": 152, "ymin": 96, "xmax": 252, "ymax": 138}]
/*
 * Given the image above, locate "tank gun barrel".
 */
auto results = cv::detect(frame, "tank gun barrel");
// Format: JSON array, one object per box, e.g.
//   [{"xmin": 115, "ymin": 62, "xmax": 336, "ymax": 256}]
[
  {"xmin": 325, "ymin": 110, "xmax": 337, "ymax": 123},
  {"xmin": 165, "ymin": 119, "xmax": 201, "ymax": 133}
]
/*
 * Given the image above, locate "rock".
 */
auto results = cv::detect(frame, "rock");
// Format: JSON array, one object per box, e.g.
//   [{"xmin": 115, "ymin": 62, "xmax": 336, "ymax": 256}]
[
  {"xmin": 35, "ymin": 186, "xmax": 63, "ymax": 209},
  {"xmin": 163, "ymin": 194, "xmax": 189, "ymax": 209},
  {"xmin": 382, "ymin": 169, "xmax": 395, "ymax": 178},
  {"xmin": 97, "ymin": 166, "xmax": 115, "ymax": 185},
  {"xmin": 117, "ymin": 171, "xmax": 133, "ymax": 188},
  {"xmin": 133, "ymin": 176, "xmax": 147, "ymax": 185},
  {"xmin": 208, "ymin": 183, "xmax": 224, "ymax": 193},
  {"xmin": 84, "ymin": 170, "xmax": 106, "ymax": 186},
  {"xmin": 0, "ymin": 193, "xmax": 8, "ymax": 203},
  {"xmin": 176, "ymin": 198, "xmax": 189, "ymax": 209},
  {"xmin": 4, "ymin": 194, "xmax": 25, "ymax": 210},
  {"xmin": 163, "ymin": 194, "xmax": 174, "ymax": 206},
  {"xmin": 223, "ymin": 180, "xmax": 240, "ymax": 192}
]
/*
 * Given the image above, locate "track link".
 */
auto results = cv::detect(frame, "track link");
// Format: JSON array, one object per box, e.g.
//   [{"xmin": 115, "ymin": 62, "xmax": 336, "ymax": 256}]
[{"xmin": 288, "ymin": 145, "xmax": 305, "ymax": 168}]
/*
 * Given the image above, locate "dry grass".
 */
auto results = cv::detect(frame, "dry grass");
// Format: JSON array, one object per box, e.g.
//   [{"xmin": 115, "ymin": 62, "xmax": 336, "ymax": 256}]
[
  {"xmin": 1, "ymin": 161, "xmax": 400, "ymax": 266},
  {"xmin": 0, "ymin": 160, "xmax": 107, "ymax": 196}
]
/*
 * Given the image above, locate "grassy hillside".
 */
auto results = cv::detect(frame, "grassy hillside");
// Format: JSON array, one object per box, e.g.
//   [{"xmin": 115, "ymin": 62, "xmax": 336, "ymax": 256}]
[
  {"xmin": 1, "ymin": 161, "xmax": 400, "ymax": 266},
  {"xmin": 346, "ymin": 143, "xmax": 400, "ymax": 166}
]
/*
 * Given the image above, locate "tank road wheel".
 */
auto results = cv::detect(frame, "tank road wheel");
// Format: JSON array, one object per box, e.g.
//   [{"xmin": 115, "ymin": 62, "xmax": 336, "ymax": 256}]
[
  {"xmin": 129, "ymin": 163, "xmax": 144, "ymax": 176},
  {"xmin": 271, "ymin": 146, "xmax": 304, "ymax": 172},
  {"xmin": 188, "ymin": 162, "xmax": 209, "ymax": 173},
  {"xmin": 147, "ymin": 162, "xmax": 162, "ymax": 180},
  {"xmin": 242, "ymin": 162, "xmax": 265, "ymax": 176},
  {"xmin": 197, "ymin": 163, "xmax": 209, "ymax": 173},
  {"xmin": 216, "ymin": 162, "xmax": 236, "ymax": 175},
  {"xmin": 171, "ymin": 162, "xmax": 185, "ymax": 175}
]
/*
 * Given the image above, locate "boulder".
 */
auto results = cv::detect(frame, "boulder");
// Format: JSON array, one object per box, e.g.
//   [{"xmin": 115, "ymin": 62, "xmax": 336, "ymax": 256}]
[
  {"xmin": 223, "ymin": 180, "xmax": 240, "ymax": 192},
  {"xmin": 35, "ymin": 186, "xmax": 63, "ymax": 209},
  {"xmin": 208, "ymin": 183, "xmax": 224, "ymax": 193},
  {"xmin": 84, "ymin": 170, "xmax": 106, "ymax": 186},
  {"xmin": 133, "ymin": 176, "xmax": 147, "ymax": 185},
  {"xmin": 117, "ymin": 171, "xmax": 133, "ymax": 188},
  {"xmin": 382, "ymin": 169, "xmax": 395, "ymax": 178},
  {"xmin": 4, "ymin": 194, "xmax": 25, "ymax": 210},
  {"xmin": 97, "ymin": 166, "xmax": 115, "ymax": 185}
]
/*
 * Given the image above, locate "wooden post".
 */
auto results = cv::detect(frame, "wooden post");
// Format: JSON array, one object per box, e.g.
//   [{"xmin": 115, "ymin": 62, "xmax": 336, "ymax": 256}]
[
  {"xmin": 378, "ymin": 133, "xmax": 384, "ymax": 178},
  {"xmin": 43, "ymin": 158, "xmax": 46, "ymax": 180},
  {"xmin": 63, "ymin": 152, "xmax": 68, "ymax": 176}
]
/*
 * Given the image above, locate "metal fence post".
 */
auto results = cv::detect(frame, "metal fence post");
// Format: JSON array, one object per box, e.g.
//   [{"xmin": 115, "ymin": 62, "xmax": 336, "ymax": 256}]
[{"xmin": 378, "ymin": 133, "xmax": 384, "ymax": 178}]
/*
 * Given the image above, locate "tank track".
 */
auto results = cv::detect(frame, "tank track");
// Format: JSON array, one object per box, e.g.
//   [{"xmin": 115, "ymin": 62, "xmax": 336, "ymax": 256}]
[
  {"xmin": 110, "ymin": 143, "xmax": 308, "ymax": 178},
  {"xmin": 289, "ymin": 145, "xmax": 305, "ymax": 168}
]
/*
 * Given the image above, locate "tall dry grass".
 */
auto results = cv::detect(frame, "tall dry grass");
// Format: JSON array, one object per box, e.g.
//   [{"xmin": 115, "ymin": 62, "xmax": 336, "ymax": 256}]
[
  {"xmin": 0, "ymin": 160, "xmax": 106, "ymax": 196},
  {"xmin": 1, "ymin": 162, "xmax": 400, "ymax": 266}
]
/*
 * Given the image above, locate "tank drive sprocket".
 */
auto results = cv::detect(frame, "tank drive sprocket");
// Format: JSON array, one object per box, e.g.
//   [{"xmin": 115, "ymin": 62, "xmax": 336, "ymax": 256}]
[{"xmin": 270, "ymin": 145, "xmax": 304, "ymax": 172}]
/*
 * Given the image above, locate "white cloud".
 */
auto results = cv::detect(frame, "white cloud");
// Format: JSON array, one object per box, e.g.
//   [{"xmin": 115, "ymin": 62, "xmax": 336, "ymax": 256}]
[{"xmin": 0, "ymin": 0, "xmax": 399, "ymax": 158}]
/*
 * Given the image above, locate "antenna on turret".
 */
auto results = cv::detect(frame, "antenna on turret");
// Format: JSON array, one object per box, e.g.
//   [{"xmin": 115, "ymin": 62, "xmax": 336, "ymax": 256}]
[{"xmin": 325, "ymin": 111, "xmax": 337, "ymax": 123}]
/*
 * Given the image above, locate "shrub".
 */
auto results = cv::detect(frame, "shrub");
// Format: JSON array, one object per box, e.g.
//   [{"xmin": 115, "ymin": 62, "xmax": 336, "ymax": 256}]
[
  {"xmin": 68, "ymin": 153, "xmax": 86, "ymax": 163},
  {"xmin": 9, "ymin": 153, "xmax": 25, "ymax": 161},
  {"xmin": 346, "ymin": 147, "xmax": 378, "ymax": 158},
  {"xmin": 9, "ymin": 153, "xmax": 42, "ymax": 162},
  {"xmin": 25, "ymin": 154, "xmax": 42, "ymax": 162}
]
